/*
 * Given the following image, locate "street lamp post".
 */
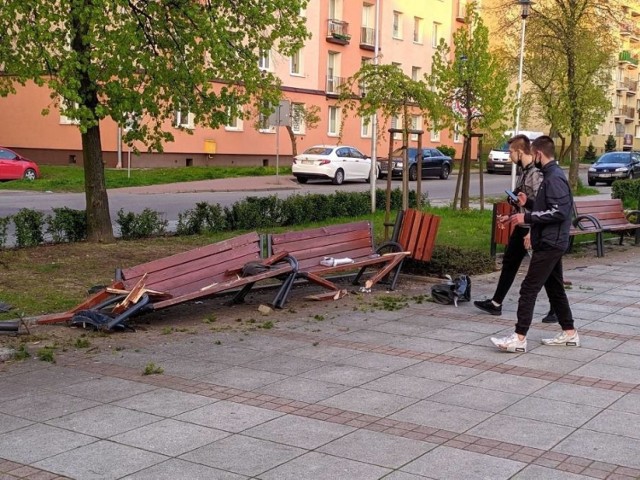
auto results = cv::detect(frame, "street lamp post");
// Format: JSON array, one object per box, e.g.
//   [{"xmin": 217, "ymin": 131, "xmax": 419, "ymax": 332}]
[{"xmin": 511, "ymin": 0, "xmax": 532, "ymax": 191}]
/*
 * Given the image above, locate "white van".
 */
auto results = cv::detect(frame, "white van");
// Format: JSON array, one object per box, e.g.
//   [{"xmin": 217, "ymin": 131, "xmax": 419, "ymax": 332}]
[{"xmin": 487, "ymin": 130, "xmax": 543, "ymax": 174}]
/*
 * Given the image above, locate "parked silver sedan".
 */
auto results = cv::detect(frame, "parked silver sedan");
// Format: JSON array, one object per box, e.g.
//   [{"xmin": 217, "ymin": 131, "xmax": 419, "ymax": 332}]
[{"xmin": 292, "ymin": 145, "xmax": 377, "ymax": 185}]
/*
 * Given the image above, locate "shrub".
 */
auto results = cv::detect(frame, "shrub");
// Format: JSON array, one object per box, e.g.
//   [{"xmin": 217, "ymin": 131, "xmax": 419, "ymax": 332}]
[
  {"xmin": 13, "ymin": 208, "xmax": 44, "ymax": 248},
  {"xmin": 403, "ymin": 244, "xmax": 495, "ymax": 277},
  {"xmin": 176, "ymin": 202, "xmax": 226, "ymax": 235},
  {"xmin": 46, "ymin": 207, "xmax": 87, "ymax": 243},
  {"xmin": 438, "ymin": 145, "xmax": 457, "ymax": 158},
  {"xmin": 583, "ymin": 142, "xmax": 597, "ymax": 163},
  {"xmin": 0, "ymin": 216, "xmax": 10, "ymax": 248},
  {"xmin": 116, "ymin": 208, "xmax": 168, "ymax": 240},
  {"xmin": 225, "ymin": 195, "xmax": 285, "ymax": 230},
  {"xmin": 611, "ymin": 178, "xmax": 640, "ymax": 210},
  {"xmin": 604, "ymin": 134, "xmax": 617, "ymax": 152}
]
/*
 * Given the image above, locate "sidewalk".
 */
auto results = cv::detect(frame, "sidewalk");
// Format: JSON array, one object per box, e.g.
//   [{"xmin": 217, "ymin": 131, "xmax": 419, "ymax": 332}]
[
  {"xmin": 1, "ymin": 249, "xmax": 640, "ymax": 479},
  {"xmin": 114, "ymin": 175, "xmax": 302, "ymax": 194}
]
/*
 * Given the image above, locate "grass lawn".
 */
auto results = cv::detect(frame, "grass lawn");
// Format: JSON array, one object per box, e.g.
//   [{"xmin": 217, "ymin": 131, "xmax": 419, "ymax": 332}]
[{"xmin": 0, "ymin": 165, "xmax": 293, "ymax": 193}]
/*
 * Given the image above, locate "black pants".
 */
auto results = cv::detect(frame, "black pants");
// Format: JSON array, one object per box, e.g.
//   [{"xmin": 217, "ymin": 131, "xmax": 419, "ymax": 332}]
[
  {"xmin": 515, "ymin": 247, "xmax": 574, "ymax": 336},
  {"xmin": 493, "ymin": 226, "xmax": 529, "ymax": 304}
]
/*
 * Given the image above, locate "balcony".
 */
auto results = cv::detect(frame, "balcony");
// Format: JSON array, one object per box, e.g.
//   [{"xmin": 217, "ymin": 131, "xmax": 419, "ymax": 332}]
[
  {"xmin": 628, "ymin": 79, "xmax": 638, "ymax": 95},
  {"xmin": 619, "ymin": 50, "xmax": 639, "ymax": 68},
  {"xmin": 327, "ymin": 19, "xmax": 350, "ymax": 45},
  {"xmin": 614, "ymin": 106, "xmax": 636, "ymax": 122},
  {"xmin": 456, "ymin": 0, "xmax": 467, "ymax": 21},
  {"xmin": 360, "ymin": 27, "xmax": 375, "ymax": 51},
  {"xmin": 325, "ymin": 75, "xmax": 345, "ymax": 96}
]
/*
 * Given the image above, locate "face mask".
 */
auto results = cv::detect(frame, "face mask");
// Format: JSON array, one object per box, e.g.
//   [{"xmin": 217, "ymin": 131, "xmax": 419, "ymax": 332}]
[{"xmin": 534, "ymin": 154, "xmax": 542, "ymax": 169}]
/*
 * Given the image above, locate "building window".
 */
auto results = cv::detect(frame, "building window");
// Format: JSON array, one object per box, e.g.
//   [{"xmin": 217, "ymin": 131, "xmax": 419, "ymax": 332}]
[
  {"xmin": 258, "ymin": 50, "xmax": 271, "ymax": 71},
  {"xmin": 413, "ymin": 17, "xmax": 423, "ymax": 43},
  {"xmin": 174, "ymin": 104, "xmax": 194, "ymax": 129},
  {"xmin": 393, "ymin": 11, "xmax": 402, "ymax": 39},
  {"xmin": 411, "ymin": 66, "xmax": 421, "ymax": 81},
  {"xmin": 225, "ymin": 108, "xmax": 243, "ymax": 131},
  {"xmin": 391, "ymin": 115, "xmax": 402, "ymax": 140},
  {"xmin": 432, "ymin": 22, "xmax": 441, "ymax": 47},
  {"xmin": 291, "ymin": 103, "xmax": 305, "ymax": 134},
  {"xmin": 59, "ymin": 98, "xmax": 80, "ymax": 125},
  {"xmin": 290, "ymin": 49, "xmax": 302, "ymax": 76},
  {"xmin": 328, "ymin": 106, "xmax": 341, "ymax": 136},
  {"xmin": 431, "ymin": 128, "xmax": 441, "ymax": 142},
  {"xmin": 326, "ymin": 51, "xmax": 341, "ymax": 93},
  {"xmin": 361, "ymin": 115, "xmax": 373, "ymax": 138},
  {"xmin": 410, "ymin": 115, "xmax": 422, "ymax": 141},
  {"xmin": 453, "ymin": 124, "xmax": 462, "ymax": 143}
]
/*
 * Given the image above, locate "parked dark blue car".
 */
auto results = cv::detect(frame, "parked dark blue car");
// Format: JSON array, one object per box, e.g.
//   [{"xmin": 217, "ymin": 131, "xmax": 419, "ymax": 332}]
[
  {"xmin": 378, "ymin": 147, "xmax": 452, "ymax": 181},
  {"xmin": 587, "ymin": 151, "xmax": 640, "ymax": 186}
]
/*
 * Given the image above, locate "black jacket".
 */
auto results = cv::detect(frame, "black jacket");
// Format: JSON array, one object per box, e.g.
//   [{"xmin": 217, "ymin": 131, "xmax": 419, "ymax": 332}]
[{"xmin": 523, "ymin": 161, "xmax": 573, "ymax": 251}]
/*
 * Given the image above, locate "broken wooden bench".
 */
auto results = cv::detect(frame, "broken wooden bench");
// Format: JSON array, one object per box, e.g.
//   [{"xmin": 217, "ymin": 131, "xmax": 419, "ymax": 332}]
[{"xmin": 36, "ymin": 232, "xmax": 297, "ymax": 331}]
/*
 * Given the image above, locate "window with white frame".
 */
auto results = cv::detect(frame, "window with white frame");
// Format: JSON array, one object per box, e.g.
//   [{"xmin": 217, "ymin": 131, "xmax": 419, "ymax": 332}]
[
  {"xmin": 225, "ymin": 108, "xmax": 243, "ymax": 131},
  {"xmin": 432, "ymin": 22, "xmax": 441, "ymax": 47},
  {"xmin": 291, "ymin": 103, "xmax": 305, "ymax": 134},
  {"xmin": 453, "ymin": 124, "xmax": 462, "ymax": 143},
  {"xmin": 391, "ymin": 61, "xmax": 402, "ymax": 71},
  {"xmin": 413, "ymin": 17, "xmax": 423, "ymax": 43},
  {"xmin": 392, "ymin": 11, "xmax": 403, "ymax": 39},
  {"xmin": 411, "ymin": 66, "xmax": 421, "ymax": 81},
  {"xmin": 326, "ymin": 51, "xmax": 341, "ymax": 93},
  {"xmin": 290, "ymin": 48, "xmax": 302, "ymax": 76},
  {"xmin": 430, "ymin": 128, "xmax": 441, "ymax": 142},
  {"xmin": 174, "ymin": 104, "xmax": 194, "ymax": 129},
  {"xmin": 391, "ymin": 115, "xmax": 402, "ymax": 140},
  {"xmin": 361, "ymin": 115, "xmax": 373, "ymax": 138},
  {"xmin": 328, "ymin": 106, "xmax": 341, "ymax": 136},
  {"xmin": 59, "ymin": 97, "xmax": 80, "ymax": 125},
  {"xmin": 258, "ymin": 50, "xmax": 271, "ymax": 71},
  {"xmin": 410, "ymin": 115, "xmax": 422, "ymax": 141}
]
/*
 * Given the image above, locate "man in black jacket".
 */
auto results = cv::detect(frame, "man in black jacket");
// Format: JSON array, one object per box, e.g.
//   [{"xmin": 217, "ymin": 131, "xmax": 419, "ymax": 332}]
[{"xmin": 490, "ymin": 136, "xmax": 578, "ymax": 353}]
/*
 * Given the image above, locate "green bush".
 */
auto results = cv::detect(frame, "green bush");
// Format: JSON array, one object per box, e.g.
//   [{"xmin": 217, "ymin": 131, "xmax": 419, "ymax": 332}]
[
  {"xmin": 176, "ymin": 202, "xmax": 226, "ymax": 235},
  {"xmin": 438, "ymin": 145, "xmax": 457, "ymax": 158},
  {"xmin": 46, "ymin": 207, "xmax": 87, "ymax": 243},
  {"xmin": 13, "ymin": 208, "xmax": 44, "ymax": 247},
  {"xmin": 611, "ymin": 178, "xmax": 640, "ymax": 210},
  {"xmin": 605, "ymin": 134, "xmax": 617, "ymax": 152},
  {"xmin": 116, "ymin": 208, "xmax": 168, "ymax": 240},
  {"xmin": 0, "ymin": 216, "xmax": 10, "ymax": 248},
  {"xmin": 403, "ymin": 244, "xmax": 495, "ymax": 277},
  {"xmin": 225, "ymin": 195, "xmax": 285, "ymax": 230},
  {"xmin": 583, "ymin": 142, "xmax": 597, "ymax": 163}
]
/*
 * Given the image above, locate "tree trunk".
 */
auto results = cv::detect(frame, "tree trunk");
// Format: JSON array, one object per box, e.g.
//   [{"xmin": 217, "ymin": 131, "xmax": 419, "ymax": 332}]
[
  {"xmin": 566, "ymin": 37, "xmax": 581, "ymax": 191},
  {"xmin": 286, "ymin": 126, "xmax": 297, "ymax": 157},
  {"xmin": 83, "ymin": 126, "xmax": 114, "ymax": 242},
  {"xmin": 460, "ymin": 116, "xmax": 473, "ymax": 210},
  {"xmin": 452, "ymin": 136, "xmax": 467, "ymax": 211}
]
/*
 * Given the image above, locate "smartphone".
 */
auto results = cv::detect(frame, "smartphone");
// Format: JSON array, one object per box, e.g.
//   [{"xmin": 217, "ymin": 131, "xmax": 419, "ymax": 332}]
[{"xmin": 505, "ymin": 190, "xmax": 519, "ymax": 205}]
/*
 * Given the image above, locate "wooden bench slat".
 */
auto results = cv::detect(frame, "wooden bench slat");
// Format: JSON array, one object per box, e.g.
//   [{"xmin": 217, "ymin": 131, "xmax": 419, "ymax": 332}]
[
  {"xmin": 273, "ymin": 230, "xmax": 372, "ymax": 255},
  {"xmin": 271, "ymin": 221, "xmax": 372, "ymax": 244}
]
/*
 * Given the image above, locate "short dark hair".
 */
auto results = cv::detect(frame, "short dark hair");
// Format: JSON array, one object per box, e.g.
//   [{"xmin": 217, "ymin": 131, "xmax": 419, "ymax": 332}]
[
  {"xmin": 531, "ymin": 135, "xmax": 555, "ymax": 159},
  {"xmin": 507, "ymin": 134, "xmax": 531, "ymax": 155}
]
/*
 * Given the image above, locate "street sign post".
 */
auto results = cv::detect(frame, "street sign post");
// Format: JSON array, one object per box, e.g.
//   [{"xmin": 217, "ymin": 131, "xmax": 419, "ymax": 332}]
[{"xmin": 268, "ymin": 100, "xmax": 291, "ymax": 184}]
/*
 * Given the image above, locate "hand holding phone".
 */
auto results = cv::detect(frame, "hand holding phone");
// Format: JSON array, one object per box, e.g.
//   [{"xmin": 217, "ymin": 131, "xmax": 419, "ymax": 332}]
[{"xmin": 505, "ymin": 190, "xmax": 520, "ymax": 206}]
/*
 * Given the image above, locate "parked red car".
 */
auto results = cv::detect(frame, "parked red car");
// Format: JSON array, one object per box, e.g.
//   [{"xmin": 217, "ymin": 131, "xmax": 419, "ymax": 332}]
[{"xmin": 0, "ymin": 147, "xmax": 40, "ymax": 181}]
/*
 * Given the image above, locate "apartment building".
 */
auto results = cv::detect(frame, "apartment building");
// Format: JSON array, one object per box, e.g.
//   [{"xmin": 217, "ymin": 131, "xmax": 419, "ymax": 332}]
[{"xmin": 0, "ymin": 0, "xmax": 460, "ymax": 168}]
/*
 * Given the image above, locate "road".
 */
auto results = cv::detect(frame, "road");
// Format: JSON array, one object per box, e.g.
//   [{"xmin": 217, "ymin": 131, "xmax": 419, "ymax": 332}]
[{"xmin": 0, "ymin": 169, "xmax": 603, "ymax": 230}]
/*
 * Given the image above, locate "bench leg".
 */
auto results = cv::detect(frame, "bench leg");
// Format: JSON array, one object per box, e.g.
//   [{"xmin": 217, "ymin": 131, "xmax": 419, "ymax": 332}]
[
  {"xmin": 568, "ymin": 236, "xmax": 575, "ymax": 253},
  {"xmin": 353, "ymin": 265, "xmax": 368, "ymax": 285},
  {"xmin": 388, "ymin": 259, "xmax": 405, "ymax": 290},
  {"xmin": 272, "ymin": 273, "xmax": 297, "ymax": 309},
  {"xmin": 596, "ymin": 233, "xmax": 604, "ymax": 257},
  {"xmin": 229, "ymin": 282, "xmax": 256, "ymax": 305}
]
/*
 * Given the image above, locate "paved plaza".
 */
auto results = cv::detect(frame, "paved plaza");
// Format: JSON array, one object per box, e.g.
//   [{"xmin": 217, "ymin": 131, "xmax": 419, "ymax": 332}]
[{"xmin": 1, "ymin": 249, "xmax": 640, "ymax": 479}]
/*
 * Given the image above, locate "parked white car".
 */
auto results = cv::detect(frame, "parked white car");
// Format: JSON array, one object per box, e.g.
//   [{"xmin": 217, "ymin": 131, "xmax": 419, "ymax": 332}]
[{"xmin": 292, "ymin": 145, "xmax": 376, "ymax": 185}]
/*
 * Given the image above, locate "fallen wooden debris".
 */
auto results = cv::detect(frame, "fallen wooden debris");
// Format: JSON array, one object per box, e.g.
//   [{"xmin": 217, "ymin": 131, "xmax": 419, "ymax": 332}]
[
  {"xmin": 304, "ymin": 289, "xmax": 348, "ymax": 301},
  {"xmin": 112, "ymin": 273, "xmax": 148, "ymax": 314}
]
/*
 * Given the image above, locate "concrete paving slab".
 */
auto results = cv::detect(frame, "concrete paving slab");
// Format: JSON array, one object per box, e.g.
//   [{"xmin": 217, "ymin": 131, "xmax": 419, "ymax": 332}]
[
  {"xmin": 33, "ymin": 439, "xmax": 167, "ymax": 480},
  {"xmin": 193, "ymin": 366, "xmax": 287, "ymax": 390},
  {"xmin": 56, "ymin": 377, "xmax": 157, "ymax": 403},
  {"xmin": 398, "ymin": 362, "xmax": 481, "ymax": 384},
  {"xmin": 298, "ymin": 364, "xmax": 385, "ymax": 387},
  {"xmin": 180, "ymin": 434, "xmax": 304, "ymax": 477},
  {"xmin": 46, "ymin": 404, "xmax": 161, "ymax": 438},
  {"xmin": 91, "ymin": 350, "xmax": 171, "ymax": 369},
  {"xmin": 0, "ymin": 413, "xmax": 32, "ymax": 435},
  {"xmin": 0, "ymin": 380, "xmax": 41, "ymax": 403},
  {"xmin": 122, "ymin": 458, "xmax": 248, "ymax": 479},
  {"xmin": 570, "ymin": 362, "xmax": 640, "ymax": 384},
  {"xmin": 527, "ymin": 345, "xmax": 605, "ymax": 363},
  {"xmin": 386, "ymin": 336, "xmax": 463, "ymax": 355},
  {"xmin": 468, "ymin": 413, "xmax": 576, "ymax": 450},
  {"xmin": 255, "ymin": 376, "xmax": 349, "ymax": 403},
  {"xmin": 319, "ymin": 387, "xmax": 419, "ymax": 417},
  {"xmin": 113, "ymin": 387, "xmax": 217, "ymax": 417},
  {"xmin": 149, "ymin": 357, "xmax": 229, "ymax": 379},
  {"xmin": 175, "ymin": 400, "xmax": 283, "ymax": 433},
  {"xmin": 189, "ymin": 345, "xmax": 268, "ymax": 365},
  {"xmin": 511, "ymin": 465, "xmax": 592, "ymax": 479},
  {"xmin": 614, "ymin": 340, "xmax": 640, "ymax": 355},
  {"xmin": 428, "ymin": 384, "xmax": 525, "ymax": 413},
  {"xmin": 336, "ymin": 329, "xmax": 404, "ymax": 346},
  {"xmin": 532, "ymin": 382, "xmax": 624, "ymax": 408},
  {"xmin": 286, "ymin": 344, "xmax": 360, "ymax": 361},
  {"xmin": 244, "ymin": 414, "xmax": 354, "ymax": 449},
  {"xmin": 8, "ymin": 366, "xmax": 100, "ymax": 389},
  {"xmin": 610, "ymin": 392, "xmax": 640, "ymax": 415},
  {"xmin": 0, "ymin": 423, "xmax": 95, "ymax": 464},
  {"xmin": 554, "ymin": 429, "xmax": 640, "ymax": 469},
  {"xmin": 243, "ymin": 353, "xmax": 327, "ymax": 376},
  {"xmin": 401, "ymin": 445, "xmax": 525, "ymax": 480},
  {"xmin": 338, "ymin": 351, "xmax": 422, "ymax": 373},
  {"xmin": 258, "ymin": 451, "xmax": 391, "ymax": 480},
  {"xmin": 596, "ymin": 351, "xmax": 640, "ymax": 369},
  {"xmin": 370, "ymin": 319, "xmax": 450, "ymax": 336},
  {"xmin": 504, "ymin": 351, "xmax": 584, "ymax": 375},
  {"xmin": 390, "ymin": 400, "xmax": 493, "ymax": 433},
  {"xmin": 317, "ymin": 429, "xmax": 436, "ymax": 468},
  {"xmin": 461, "ymin": 371, "xmax": 550, "ymax": 395},
  {"xmin": 582, "ymin": 409, "xmax": 640, "ymax": 440},
  {"xmin": 382, "ymin": 472, "xmax": 433, "ymax": 480},
  {"xmin": 360, "ymin": 373, "xmax": 453, "ymax": 399},
  {"xmin": 0, "ymin": 391, "xmax": 101, "ymax": 422},
  {"xmin": 501, "ymin": 396, "xmax": 601, "ymax": 427},
  {"xmin": 111, "ymin": 418, "xmax": 229, "ymax": 456}
]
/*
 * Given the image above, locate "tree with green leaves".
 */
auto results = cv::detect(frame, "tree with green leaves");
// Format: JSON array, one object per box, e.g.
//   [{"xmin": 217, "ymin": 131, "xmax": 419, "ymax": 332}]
[
  {"xmin": 286, "ymin": 104, "xmax": 320, "ymax": 158},
  {"xmin": 429, "ymin": 3, "xmax": 509, "ymax": 210},
  {"xmin": 605, "ymin": 134, "xmax": 617, "ymax": 152},
  {"xmin": 338, "ymin": 63, "xmax": 438, "ymax": 227},
  {"xmin": 0, "ymin": 0, "xmax": 309, "ymax": 242}
]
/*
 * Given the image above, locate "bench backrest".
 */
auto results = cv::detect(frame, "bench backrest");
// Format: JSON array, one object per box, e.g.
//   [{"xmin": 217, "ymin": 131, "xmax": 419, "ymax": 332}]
[
  {"xmin": 574, "ymin": 199, "xmax": 628, "ymax": 228},
  {"xmin": 121, "ymin": 232, "xmax": 262, "ymax": 297},
  {"xmin": 395, "ymin": 209, "xmax": 441, "ymax": 262},
  {"xmin": 269, "ymin": 221, "xmax": 375, "ymax": 270}
]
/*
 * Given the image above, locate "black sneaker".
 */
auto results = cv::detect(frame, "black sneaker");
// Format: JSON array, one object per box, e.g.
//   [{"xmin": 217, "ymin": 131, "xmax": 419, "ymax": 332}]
[
  {"xmin": 474, "ymin": 299, "xmax": 502, "ymax": 316},
  {"xmin": 541, "ymin": 311, "xmax": 558, "ymax": 323}
]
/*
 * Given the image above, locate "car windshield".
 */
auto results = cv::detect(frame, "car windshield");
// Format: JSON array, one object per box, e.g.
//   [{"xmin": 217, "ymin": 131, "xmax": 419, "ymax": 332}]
[
  {"xmin": 303, "ymin": 147, "xmax": 333, "ymax": 155},
  {"xmin": 597, "ymin": 153, "xmax": 630, "ymax": 164},
  {"xmin": 493, "ymin": 141, "xmax": 509, "ymax": 152}
]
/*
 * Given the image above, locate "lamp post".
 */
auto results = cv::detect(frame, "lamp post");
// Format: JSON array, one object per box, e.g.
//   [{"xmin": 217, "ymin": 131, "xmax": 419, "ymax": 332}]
[
  {"xmin": 511, "ymin": 0, "xmax": 532, "ymax": 191},
  {"xmin": 369, "ymin": 0, "xmax": 381, "ymax": 213}
]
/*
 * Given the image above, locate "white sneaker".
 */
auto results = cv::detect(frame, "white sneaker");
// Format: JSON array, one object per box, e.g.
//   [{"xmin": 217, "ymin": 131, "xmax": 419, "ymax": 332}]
[
  {"xmin": 490, "ymin": 333, "xmax": 527, "ymax": 353},
  {"xmin": 541, "ymin": 331, "xmax": 580, "ymax": 347}
]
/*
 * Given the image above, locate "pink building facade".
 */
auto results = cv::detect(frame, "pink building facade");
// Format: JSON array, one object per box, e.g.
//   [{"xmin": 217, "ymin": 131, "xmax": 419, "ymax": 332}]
[{"xmin": 0, "ymin": 0, "xmax": 472, "ymax": 168}]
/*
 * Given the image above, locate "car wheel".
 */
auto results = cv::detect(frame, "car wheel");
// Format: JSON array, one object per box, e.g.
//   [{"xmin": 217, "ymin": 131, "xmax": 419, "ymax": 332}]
[
  {"xmin": 440, "ymin": 164, "xmax": 451, "ymax": 180},
  {"xmin": 296, "ymin": 176, "xmax": 308, "ymax": 184},
  {"xmin": 23, "ymin": 169, "xmax": 37, "ymax": 181},
  {"xmin": 332, "ymin": 169, "xmax": 344, "ymax": 185},
  {"xmin": 588, "ymin": 178, "xmax": 596, "ymax": 186},
  {"xmin": 409, "ymin": 166, "xmax": 418, "ymax": 181},
  {"xmin": 365, "ymin": 166, "xmax": 380, "ymax": 183}
]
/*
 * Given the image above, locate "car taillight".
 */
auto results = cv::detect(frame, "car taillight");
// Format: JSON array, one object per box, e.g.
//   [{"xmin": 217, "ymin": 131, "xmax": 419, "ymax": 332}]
[{"xmin": 319, "ymin": 159, "xmax": 331, "ymax": 165}]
